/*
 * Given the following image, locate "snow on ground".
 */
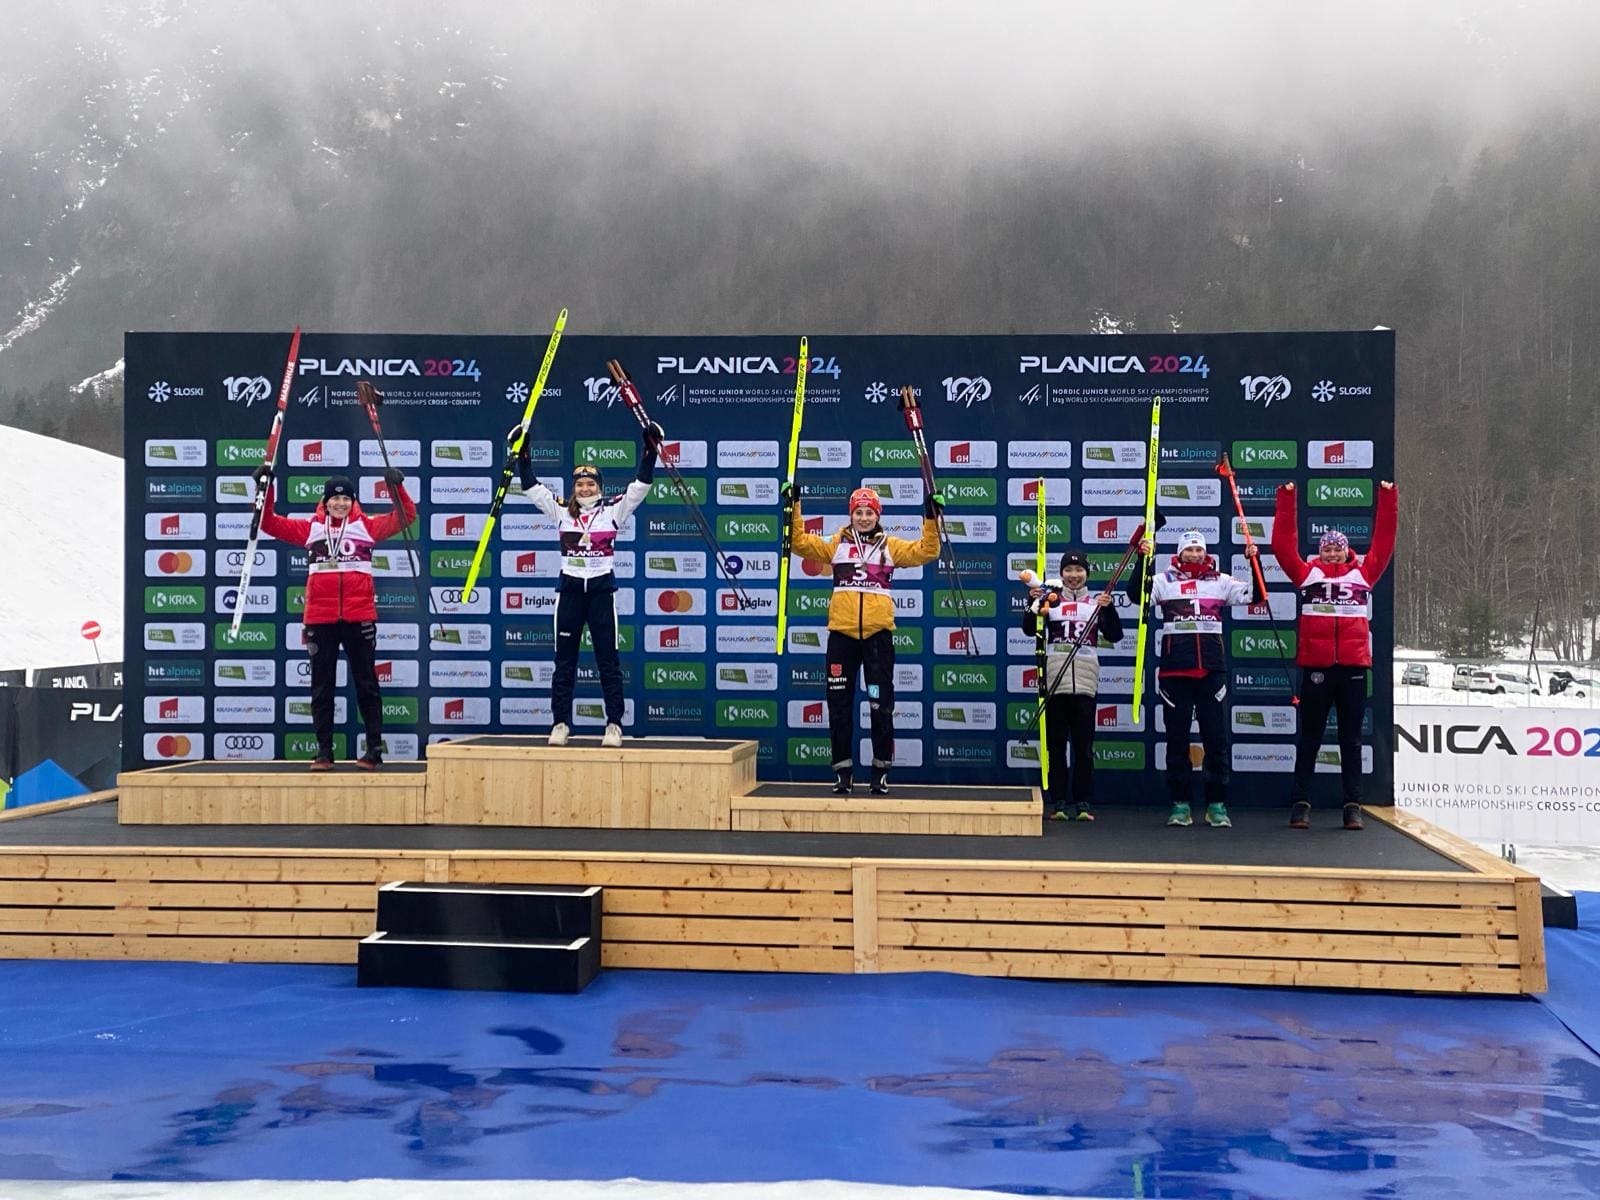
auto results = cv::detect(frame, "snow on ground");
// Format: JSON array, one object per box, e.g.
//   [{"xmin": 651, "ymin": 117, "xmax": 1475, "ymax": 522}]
[{"xmin": 0, "ymin": 424, "xmax": 123, "ymax": 671}]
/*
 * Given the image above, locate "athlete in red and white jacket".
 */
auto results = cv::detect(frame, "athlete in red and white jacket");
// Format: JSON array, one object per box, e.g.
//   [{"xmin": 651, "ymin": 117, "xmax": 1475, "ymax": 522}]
[
  {"xmin": 1271, "ymin": 479, "xmax": 1397, "ymax": 830},
  {"xmin": 257, "ymin": 470, "xmax": 417, "ymax": 771}
]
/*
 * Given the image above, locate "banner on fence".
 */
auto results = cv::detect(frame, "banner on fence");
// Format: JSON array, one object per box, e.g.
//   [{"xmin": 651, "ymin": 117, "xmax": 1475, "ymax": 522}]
[
  {"xmin": 1395, "ymin": 704, "xmax": 1600, "ymax": 844},
  {"xmin": 0, "ymin": 688, "xmax": 121, "ymax": 809}
]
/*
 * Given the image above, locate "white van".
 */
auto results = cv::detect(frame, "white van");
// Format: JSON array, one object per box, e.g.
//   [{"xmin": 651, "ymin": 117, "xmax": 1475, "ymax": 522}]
[
  {"xmin": 1469, "ymin": 670, "xmax": 1539, "ymax": 695},
  {"xmin": 1451, "ymin": 665, "xmax": 1475, "ymax": 691}
]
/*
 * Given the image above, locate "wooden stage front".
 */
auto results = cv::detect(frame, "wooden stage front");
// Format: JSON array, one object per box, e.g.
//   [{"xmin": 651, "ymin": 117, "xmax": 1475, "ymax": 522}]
[{"xmin": 0, "ymin": 793, "xmax": 1546, "ymax": 995}]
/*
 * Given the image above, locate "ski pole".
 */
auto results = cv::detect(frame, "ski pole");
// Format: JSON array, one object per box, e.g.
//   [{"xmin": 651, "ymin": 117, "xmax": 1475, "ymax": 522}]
[
  {"xmin": 606, "ymin": 358, "xmax": 753, "ymax": 609},
  {"xmin": 357, "ymin": 380, "xmax": 442, "ymax": 642},
  {"xmin": 776, "ymin": 336, "xmax": 808, "ymax": 650},
  {"xmin": 1031, "ymin": 476, "xmax": 1050, "ymax": 790},
  {"xmin": 898, "ymin": 385, "xmax": 977, "ymax": 657},
  {"xmin": 1217, "ymin": 453, "xmax": 1298, "ymax": 705},
  {"xmin": 231, "ymin": 326, "xmax": 301, "ymax": 640},
  {"xmin": 463, "ymin": 308, "xmax": 567, "ymax": 602},
  {"xmin": 1130, "ymin": 394, "xmax": 1161, "ymax": 723}
]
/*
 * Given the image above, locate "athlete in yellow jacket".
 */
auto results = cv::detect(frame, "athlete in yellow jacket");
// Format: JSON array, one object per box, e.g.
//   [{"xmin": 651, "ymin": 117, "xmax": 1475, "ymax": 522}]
[{"xmin": 788, "ymin": 485, "xmax": 941, "ymax": 795}]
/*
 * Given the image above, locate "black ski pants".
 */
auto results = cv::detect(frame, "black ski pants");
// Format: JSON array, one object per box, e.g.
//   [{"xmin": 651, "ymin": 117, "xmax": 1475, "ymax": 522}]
[
  {"xmin": 1158, "ymin": 671, "xmax": 1231, "ymax": 805},
  {"xmin": 552, "ymin": 574, "xmax": 624, "ymax": 726},
  {"xmin": 826, "ymin": 630, "xmax": 895, "ymax": 770},
  {"xmin": 1291, "ymin": 665, "xmax": 1367, "ymax": 805},
  {"xmin": 1043, "ymin": 692, "xmax": 1098, "ymax": 812},
  {"xmin": 304, "ymin": 620, "xmax": 383, "ymax": 758}
]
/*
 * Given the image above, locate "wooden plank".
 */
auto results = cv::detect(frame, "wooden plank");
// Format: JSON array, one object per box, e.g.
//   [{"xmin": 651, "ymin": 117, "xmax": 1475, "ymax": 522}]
[
  {"xmin": 1371, "ymin": 807, "xmax": 1535, "ymax": 878},
  {"xmin": 0, "ymin": 880, "xmax": 378, "ymax": 909},
  {"xmin": 602, "ymin": 888, "xmax": 850, "ymax": 919},
  {"xmin": 873, "ymin": 948, "xmax": 1521, "ymax": 994},
  {"xmin": 876, "ymin": 919, "xmax": 1515, "ymax": 965},
  {"xmin": 603, "ymin": 915, "xmax": 851, "ymax": 948},
  {"xmin": 446, "ymin": 858, "xmax": 851, "ymax": 891},
  {"xmin": 732, "ymin": 809, "xmax": 1036, "ymax": 836},
  {"xmin": 0, "ymin": 907, "xmax": 372, "ymax": 937},
  {"xmin": 425, "ymin": 741, "xmax": 755, "ymax": 765},
  {"xmin": 731, "ymin": 794, "xmax": 1038, "ymax": 816},
  {"xmin": 0, "ymin": 934, "xmax": 355, "ymax": 964},
  {"xmin": 0, "ymin": 853, "xmax": 422, "ymax": 883},
  {"xmin": 874, "ymin": 866, "xmax": 1514, "ymax": 906},
  {"xmin": 1513, "ymin": 876, "xmax": 1549, "ymax": 992},
  {"xmin": 603, "ymin": 942, "xmax": 851, "ymax": 973},
  {"xmin": 875, "ymin": 894, "xmax": 1515, "ymax": 935},
  {"xmin": 0, "ymin": 790, "xmax": 117, "ymax": 822},
  {"xmin": 853, "ymin": 864, "xmax": 878, "ymax": 973}
]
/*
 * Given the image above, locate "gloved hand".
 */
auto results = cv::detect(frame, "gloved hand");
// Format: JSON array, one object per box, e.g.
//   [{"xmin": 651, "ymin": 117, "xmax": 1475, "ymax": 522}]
[
  {"xmin": 252, "ymin": 464, "xmax": 273, "ymax": 486},
  {"xmin": 923, "ymin": 490, "xmax": 945, "ymax": 519},
  {"xmin": 781, "ymin": 482, "xmax": 796, "ymax": 507},
  {"xmin": 505, "ymin": 423, "xmax": 529, "ymax": 456},
  {"xmin": 643, "ymin": 420, "xmax": 665, "ymax": 450},
  {"xmin": 383, "ymin": 467, "xmax": 405, "ymax": 488}
]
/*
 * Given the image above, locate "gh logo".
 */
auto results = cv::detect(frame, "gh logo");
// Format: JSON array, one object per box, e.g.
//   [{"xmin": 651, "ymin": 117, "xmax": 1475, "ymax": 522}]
[
  {"xmin": 224, "ymin": 376, "xmax": 273, "ymax": 407},
  {"xmin": 943, "ymin": 376, "xmax": 992, "ymax": 407},
  {"xmin": 1240, "ymin": 376, "xmax": 1292, "ymax": 408}
]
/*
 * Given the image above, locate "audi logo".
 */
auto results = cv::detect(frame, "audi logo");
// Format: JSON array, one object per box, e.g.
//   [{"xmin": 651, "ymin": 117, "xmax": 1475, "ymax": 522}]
[
  {"xmin": 222, "ymin": 735, "xmax": 267, "ymax": 751},
  {"xmin": 439, "ymin": 589, "xmax": 469, "ymax": 604}
]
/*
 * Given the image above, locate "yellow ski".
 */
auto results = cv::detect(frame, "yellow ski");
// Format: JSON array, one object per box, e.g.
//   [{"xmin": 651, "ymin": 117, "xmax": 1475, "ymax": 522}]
[
  {"xmin": 1130, "ymin": 394, "xmax": 1162, "ymax": 723},
  {"xmin": 776, "ymin": 336, "xmax": 807, "ymax": 651}
]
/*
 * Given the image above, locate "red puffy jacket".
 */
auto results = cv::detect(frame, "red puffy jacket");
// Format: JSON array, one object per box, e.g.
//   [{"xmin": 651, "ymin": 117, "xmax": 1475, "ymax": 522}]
[
  {"xmin": 1271, "ymin": 484, "xmax": 1396, "ymax": 668},
  {"xmin": 259, "ymin": 483, "xmax": 416, "ymax": 625}
]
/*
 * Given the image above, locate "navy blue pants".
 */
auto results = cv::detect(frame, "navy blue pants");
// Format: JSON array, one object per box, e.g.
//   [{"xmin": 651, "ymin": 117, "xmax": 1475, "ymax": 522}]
[{"xmin": 551, "ymin": 575, "xmax": 623, "ymax": 726}]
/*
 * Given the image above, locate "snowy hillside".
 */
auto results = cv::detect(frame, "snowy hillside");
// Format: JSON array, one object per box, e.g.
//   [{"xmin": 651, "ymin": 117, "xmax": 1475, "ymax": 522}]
[{"xmin": 0, "ymin": 425, "xmax": 122, "ymax": 671}]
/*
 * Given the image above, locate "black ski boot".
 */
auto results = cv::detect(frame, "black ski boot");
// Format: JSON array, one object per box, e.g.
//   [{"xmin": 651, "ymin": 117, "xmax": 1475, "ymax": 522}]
[
  {"xmin": 870, "ymin": 765, "xmax": 890, "ymax": 795},
  {"xmin": 832, "ymin": 767, "xmax": 853, "ymax": 795}
]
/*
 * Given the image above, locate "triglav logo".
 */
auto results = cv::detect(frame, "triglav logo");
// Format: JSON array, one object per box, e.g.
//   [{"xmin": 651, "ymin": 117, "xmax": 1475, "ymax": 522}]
[
  {"xmin": 943, "ymin": 376, "xmax": 991, "ymax": 407},
  {"xmin": 1240, "ymin": 375, "xmax": 1292, "ymax": 408},
  {"xmin": 585, "ymin": 377, "xmax": 625, "ymax": 408},
  {"xmin": 224, "ymin": 375, "xmax": 273, "ymax": 407}
]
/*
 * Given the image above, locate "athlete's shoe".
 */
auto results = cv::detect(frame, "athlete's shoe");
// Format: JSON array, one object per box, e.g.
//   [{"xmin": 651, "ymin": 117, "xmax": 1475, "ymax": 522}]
[
  {"xmin": 355, "ymin": 751, "xmax": 383, "ymax": 771},
  {"xmin": 1074, "ymin": 803, "xmax": 1096, "ymax": 822},
  {"xmin": 1289, "ymin": 801, "xmax": 1312, "ymax": 830},
  {"xmin": 1048, "ymin": 808, "xmax": 1069, "ymax": 822},
  {"xmin": 1166, "ymin": 801, "xmax": 1193, "ymax": 827},
  {"xmin": 547, "ymin": 722, "xmax": 570, "ymax": 747},
  {"xmin": 870, "ymin": 767, "xmax": 890, "ymax": 795},
  {"xmin": 601, "ymin": 723, "xmax": 623, "ymax": 749},
  {"xmin": 309, "ymin": 754, "xmax": 334, "ymax": 773},
  {"xmin": 833, "ymin": 769, "xmax": 853, "ymax": 795},
  {"xmin": 1342, "ymin": 803, "xmax": 1365, "ymax": 831},
  {"xmin": 1205, "ymin": 802, "xmax": 1232, "ymax": 828}
]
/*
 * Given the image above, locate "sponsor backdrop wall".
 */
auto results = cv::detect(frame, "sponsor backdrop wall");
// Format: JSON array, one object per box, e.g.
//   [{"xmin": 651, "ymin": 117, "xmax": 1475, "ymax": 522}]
[
  {"xmin": 0, "ymin": 688, "xmax": 121, "ymax": 809},
  {"xmin": 1396, "ymin": 705, "xmax": 1600, "ymax": 844},
  {"xmin": 124, "ymin": 331, "xmax": 1394, "ymax": 803}
]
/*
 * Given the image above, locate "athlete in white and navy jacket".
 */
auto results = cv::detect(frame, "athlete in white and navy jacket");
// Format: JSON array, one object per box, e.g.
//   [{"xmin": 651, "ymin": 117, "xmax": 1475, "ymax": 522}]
[
  {"xmin": 511, "ymin": 422, "xmax": 658, "ymax": 748},
  {"xmin": 1129, "ymin": 528, "xmax": 1262, "ymax": 828}
]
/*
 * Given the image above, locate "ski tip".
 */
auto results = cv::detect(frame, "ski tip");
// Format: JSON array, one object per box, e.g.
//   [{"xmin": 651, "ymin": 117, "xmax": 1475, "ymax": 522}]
[
  {"xmin": 555, "ymin": 308, "xmax": 569, "ymax": 326},
  {"xmin": 799, "ymin": 335, "xmax": 808, "ymax": 354}
]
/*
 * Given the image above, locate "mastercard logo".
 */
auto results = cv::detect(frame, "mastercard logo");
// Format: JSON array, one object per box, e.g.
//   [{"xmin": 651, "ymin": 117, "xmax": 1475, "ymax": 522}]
[
  {"xmin": 157, "ymin": 551, "xmax": 195, "ymax": 575},
  {"xmin": 654, "ymin": 589, "xmax": 696, "ymax": 613},
  {"xmin": 155, "ymin": 735, "xmax": 193, "ymax": 758}
]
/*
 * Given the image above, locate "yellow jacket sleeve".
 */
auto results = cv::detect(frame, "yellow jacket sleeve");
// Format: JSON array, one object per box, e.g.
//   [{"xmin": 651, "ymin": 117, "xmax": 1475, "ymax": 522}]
[
  {"xmin": 789, "ymin": 503, "xmax": 836, "ymax": 564},
  {"xmin": 887, "ymin": 517, "xmax": 942, "ymax": 567}
]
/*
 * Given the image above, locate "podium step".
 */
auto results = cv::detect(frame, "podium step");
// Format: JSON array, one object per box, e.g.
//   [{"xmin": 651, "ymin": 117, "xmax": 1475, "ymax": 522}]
[
  {"xmin": 357, "ymin": 931, "xmax": 600, "ymax": 994},
  {"xmin": 731, "ymin": 782, "xmax": 1041, "ymax": 836},
  {"xmin": 376, "ymin": 881, "xmax": 601, "ymax": 941}
]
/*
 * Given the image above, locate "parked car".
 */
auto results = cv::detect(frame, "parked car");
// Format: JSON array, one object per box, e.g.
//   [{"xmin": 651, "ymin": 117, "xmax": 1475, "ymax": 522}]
[
  {"xmin": 1469, "ymin": 670, "xmax": 1540, "ymax": 696},
  {"xmin": 1401, "ymin": 664, "xmax": 1430, "ymax": 686},
  {"xmin": 1451, "ymin": 664, "xmax": 1475, "ymax": 691},
  {"xmin": 1548, "ymin": 670, "xmax": 1599, "ymax": 697}
]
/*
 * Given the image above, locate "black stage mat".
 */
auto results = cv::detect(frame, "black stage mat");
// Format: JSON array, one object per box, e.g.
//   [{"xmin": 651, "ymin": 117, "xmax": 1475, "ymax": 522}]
[
  {"xmin": 133, "ymin": 761, "xmax": 429, "ymax": 776},
  {"xmin": 0, "ymin": 802, "xmax": 1465, "ymax": 872},
  {"xmin": 746, "ymin": 783, "xmax": 1034, "ymax": 803}
]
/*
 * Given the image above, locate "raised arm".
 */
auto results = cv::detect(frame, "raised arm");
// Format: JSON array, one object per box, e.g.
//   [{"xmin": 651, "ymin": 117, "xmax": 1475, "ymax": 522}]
[{"xmin": 1271, "ymin": 484, "xmax": 1311, "ymax": 586}]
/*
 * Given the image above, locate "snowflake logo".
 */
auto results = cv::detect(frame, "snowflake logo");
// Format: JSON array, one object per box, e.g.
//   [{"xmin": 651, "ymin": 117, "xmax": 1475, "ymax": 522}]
[
  {"xmin": 865, "ymin": 382, "xmax": 888, "ymax": 404},
  {"xmin": 148, "ymin": 381, "xmax": 171, "ymax": 403},
  {"xmin": 505, "ymin": 381, "xmax": 529, "ymax": 405},
  {"xmin": 1312, "ymin": 380, "xmax": 1335, "ymax": 403}
]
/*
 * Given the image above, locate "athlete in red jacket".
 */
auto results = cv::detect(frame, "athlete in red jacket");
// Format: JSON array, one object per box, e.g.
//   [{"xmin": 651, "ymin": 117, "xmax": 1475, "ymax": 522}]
[
  {"xmin": 256, "ymin": 469, "xmax": 417, "ymax": 770},
  {"xmin": 1271, "ymin": 479, "xmax": 1396, "ymax": 829}
]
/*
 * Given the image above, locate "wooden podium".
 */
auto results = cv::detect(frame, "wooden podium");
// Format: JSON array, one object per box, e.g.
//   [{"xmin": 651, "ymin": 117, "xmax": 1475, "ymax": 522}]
[{"xmin": 424, "ymin": 736, "xmax": 757, "ymax": 829}]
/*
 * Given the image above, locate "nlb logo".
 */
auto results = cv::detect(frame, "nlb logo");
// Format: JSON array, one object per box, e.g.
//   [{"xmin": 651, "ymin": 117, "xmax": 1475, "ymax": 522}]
[
  {"xmin": 1019, "ymin": 356, "xmax": 1145, "ymax": 374},
  {"xmin": 1241, "ymin": 375, "xmax": 1292, "ymax": 407}
]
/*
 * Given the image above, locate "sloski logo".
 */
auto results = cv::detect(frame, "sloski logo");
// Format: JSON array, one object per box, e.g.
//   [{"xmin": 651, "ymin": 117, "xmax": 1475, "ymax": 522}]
[{"xmin": 1241, "ymin": 376, "xmax": 1292, "ymax": 408}]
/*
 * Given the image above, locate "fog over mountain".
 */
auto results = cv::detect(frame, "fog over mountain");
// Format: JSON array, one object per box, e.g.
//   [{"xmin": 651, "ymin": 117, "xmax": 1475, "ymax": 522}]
[{"xmin": 3, "ymin": 0, "xmax": 1599, "ymax": 654}]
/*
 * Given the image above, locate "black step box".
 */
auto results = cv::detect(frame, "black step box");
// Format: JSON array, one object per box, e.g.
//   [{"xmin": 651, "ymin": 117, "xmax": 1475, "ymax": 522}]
[
  {"xmin": 357, "ymin": 932, "xmax": 599, "ymax": 994},
  {"xmin": 376, "ymin": 880, "xmax": 601, "ymax": 942}
]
